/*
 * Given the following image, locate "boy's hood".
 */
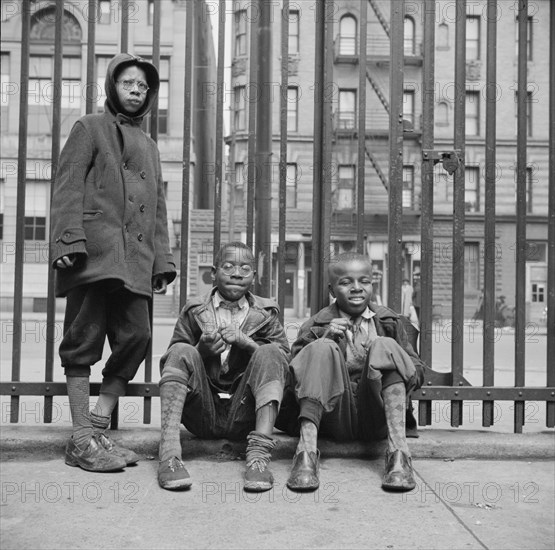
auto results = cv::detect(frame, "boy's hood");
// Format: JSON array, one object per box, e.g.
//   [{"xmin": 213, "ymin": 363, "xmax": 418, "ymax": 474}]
[{"xmin": 104, "ymin": 53, "xmax": 160, "ymax": 120}]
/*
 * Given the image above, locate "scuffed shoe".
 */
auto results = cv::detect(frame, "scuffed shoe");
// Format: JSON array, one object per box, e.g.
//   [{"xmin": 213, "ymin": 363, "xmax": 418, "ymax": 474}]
[
  {"xmin": 158, "ymin": 457, "xmax": 192, "ymax": 490},
  {"xmin": 65, "ymin": 435, "xmax": 126, "ymax": 472},
  {"xmin": 244, "ymin": 459, "xmax": 274, "ymax": 492},
  {"xmin": 286, "ymin": 450, "xmax": 320, "ymax": 492},
  {"xmin": 97, "ymin": 432, "xmax": 140, "ymax": 466},
  {"xmin": 381, "ymin": 449, "xmax": 416, "ymax": 492}
]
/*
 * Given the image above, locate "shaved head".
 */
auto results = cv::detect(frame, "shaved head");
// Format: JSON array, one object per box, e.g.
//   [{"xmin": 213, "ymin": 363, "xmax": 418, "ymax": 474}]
[{"xmin": 328, "ymin": 252, "xmax": 372, "ymax": 284}]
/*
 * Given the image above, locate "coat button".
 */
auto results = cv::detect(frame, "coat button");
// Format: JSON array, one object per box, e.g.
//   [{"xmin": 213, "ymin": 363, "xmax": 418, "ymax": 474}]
[
  {"xmin": 139, "ymin": 204, "xmax": 145, "ymax": 212},
  {"xmin": 140, "ymin": 171, "xmax": 146, "ymax": 179},
  {"xmin": 137, "ymin": 233, "xmax": 143, "ymax": 241},
  {"xmin": 123, "ymin": 163, "xmax": 128, "ymax": 170}
]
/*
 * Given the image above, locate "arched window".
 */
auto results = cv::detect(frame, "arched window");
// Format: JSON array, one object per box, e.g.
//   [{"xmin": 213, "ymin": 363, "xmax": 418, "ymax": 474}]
[
  {"xmin": 404, "ymin": 16, "xmax": 415, "ymax": 54},
  {"xmin": 339, "ymin": 15, "xmax": 357, "ymax": 55},
  {"xmin": 29, "ymin": 8, "xmax": 82, "ymax": 135},
  {"xmin": 437, "ymin": 22, "xmax": 449, "ymax": 50},
  {"xmin": 436, "ymin": 101, "xmax": 449, "ymax": 126}
]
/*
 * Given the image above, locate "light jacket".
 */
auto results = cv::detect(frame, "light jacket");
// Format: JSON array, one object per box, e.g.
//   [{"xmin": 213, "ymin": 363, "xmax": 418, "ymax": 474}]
[{"xmin": 51, "ymin": 53, "xmax": 176, "ymax": 297}]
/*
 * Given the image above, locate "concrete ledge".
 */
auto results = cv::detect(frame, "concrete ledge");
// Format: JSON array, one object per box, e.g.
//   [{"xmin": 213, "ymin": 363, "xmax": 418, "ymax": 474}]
[{"xmin": 1, "ymin": 425, "xmax": 553, "ymax": 462}]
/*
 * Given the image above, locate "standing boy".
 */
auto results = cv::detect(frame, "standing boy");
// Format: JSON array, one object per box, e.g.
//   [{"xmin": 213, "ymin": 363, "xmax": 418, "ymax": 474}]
[
  {"xmin": 51, "ymin": 53, "xmax": 176, "ymax": 472},
  {"xmin": 277, "ymin": 253, "xmax": 425, "ymax": 492},
  {"xmin": 157, "ymin": 242, "xmax": 290, "ymax": 492}
]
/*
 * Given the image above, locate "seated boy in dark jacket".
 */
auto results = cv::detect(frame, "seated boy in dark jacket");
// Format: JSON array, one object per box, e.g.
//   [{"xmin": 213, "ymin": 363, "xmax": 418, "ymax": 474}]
[
  {"xmin": 276, "ymin": 253, "xmax": 425, "ymax": 492},
  {"xmin": 158, "ymin": 242, "xmax": 290, "ymax": 492}
]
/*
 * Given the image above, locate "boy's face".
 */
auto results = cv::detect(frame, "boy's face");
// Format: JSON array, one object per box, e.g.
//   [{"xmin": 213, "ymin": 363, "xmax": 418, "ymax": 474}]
[
  {"xmin": 328, "ymin": 259, "xmax": 373, "ymax": 316},
  {"xmin": 211, "ymin": 247, "xmax": 256, "ymax": 301},
  {"xmin": 116, "ymin": 65, "xmax": 148, "ymax": 114}
]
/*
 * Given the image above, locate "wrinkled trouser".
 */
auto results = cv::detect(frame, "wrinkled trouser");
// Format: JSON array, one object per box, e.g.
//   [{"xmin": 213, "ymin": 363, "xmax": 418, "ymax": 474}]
[
  {"xmin": 159, "ymin": 342, "xmax": 288, "ymax": 440},
  {"xmin": 276, "ymin": 338, "xmax": 411, "ymax": 441}
]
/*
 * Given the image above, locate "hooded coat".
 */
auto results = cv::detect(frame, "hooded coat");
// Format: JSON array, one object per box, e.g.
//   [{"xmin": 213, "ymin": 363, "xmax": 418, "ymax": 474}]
[{"xmin": 51, "ymin": 53, "xmax": 176, "ymax": 298}]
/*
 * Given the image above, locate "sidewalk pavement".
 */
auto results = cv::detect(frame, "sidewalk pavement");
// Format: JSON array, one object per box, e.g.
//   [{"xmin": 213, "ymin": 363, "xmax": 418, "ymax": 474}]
[{"xmin": 1, "ymin": 425, "xmax": 554, "ymax": 550}]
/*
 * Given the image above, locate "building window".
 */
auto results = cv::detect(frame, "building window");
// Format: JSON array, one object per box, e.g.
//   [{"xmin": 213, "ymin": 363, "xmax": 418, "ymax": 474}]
[
  {"xmin": 515, "ymin": 17, "xmax": 533, "ymax": 60},
  {"xmin": 95, "ymin": 55, "xmax": 111, "ymax": 113},
  {"xmin": 142, "ymin": 57, "xmax": 170, "ymax": 135},
  {"xmin": 465, "ymin": 91, "xmax": 480, "ymax": 136},
  {"xmin": 526, "ymin": 166, "xmax": 535, "ymax": 213},
  {"xmin": 24, "ymin": 181, "xmax": 48, "ymax": 241},
  {"xmin": 1, "ymin": 52, "xmax": 9, "ymax": 131},
  {"xmin": 437, "ymin": 22, "xmax": 449, "ymax": 50},
  {"xmin": 404, "ymin": 16, "xmax": 415, "ymax": 54},
  {"xmin": 434, "ymin": 162, "xmax": 451, "ymax": 202},
  {"xmin": 338, "ymin": 89, "xmax": 356, "ymax": 130},
  {"xmin": 466, "ymin": 15, "xmax": 480, "ymax": 60},
  {"xmin": 234, "ymin": 162, "xmax": 245, "ymax": 208},
  {"xmin": 287, "ymin": 87, "xmax": 298, "ymax": 132},
  {"xmin": 436, "ymin": 101, "xmax": 449, "ymax": 126},
  {"xmin": 531, "ymin": 283, "xmax": 545, "ymax": 302},
  {"xmin": 337, "ymin": 165, "xmax": 355, "ymax": 210},
  {"xmin": 338, "ymin": 15, "xmax": 357, "ymax": 55},
  {"xmin": 234, "ymin": 86, "xmax": 246, "ymax": 131},
  {"xmin": 0, "ymin": 178, "xmax": 4, "ymax": 240},
  {"xmin": 286, "ymin": 163, "xmax": 297, "ymax": 208},
  {"xmin": 98, "ymin": 0, "xmax": 111, "ymax": 25},
  {"xmin": 288, "ymin": 10, "xmax": 300, "ymax": 54},
  {"xmin": 403, "ymin": 166, "xmax": 414, "ymax": 209},
  {"xmin": 403, "ymin": 89, "xmax": 415, "ymax": 126},
  {"xmin": 465, "ymin": 166, "xmax": 479, "ymax": 212},
  {"xmin": 235, "ymin": 9, "xmax": 247, "ymax": 57},
  {"xmin": 514, "ymin": 91, "xmax": 532, "ymax": 137},
  {"xmin": 464, "ymin": 243, "xmax": 480, "ymax": 291}
]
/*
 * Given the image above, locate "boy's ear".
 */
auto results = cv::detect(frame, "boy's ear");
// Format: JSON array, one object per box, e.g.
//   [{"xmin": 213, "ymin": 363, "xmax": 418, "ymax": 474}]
[
  {"xmin": 328, "ymin": 282, "xmax": 336, "ymax": 298},
  {"xmin": 210, "ymin": 266, "xmax": 216, "ymax": 281}
]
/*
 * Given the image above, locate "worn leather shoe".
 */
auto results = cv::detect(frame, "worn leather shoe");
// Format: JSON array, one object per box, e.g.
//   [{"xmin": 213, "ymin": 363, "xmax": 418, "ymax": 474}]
[
  {"xmin": 97, "ymin": 433, "xmax": 140, "ymax": 466},
  {"xmin": 244, "ymin": 460, "xmax": 274, "ymax": 492},
  {"xmin": 158, "ymin": 457, "xmax": 192, "ymax": 490},
  {"xmin": 286, "ymin": 450, "xmax": 320, "ymax": 491},
  {"xmin": 65, "ymin": 435, "xmax": 127, "ymax": 472},
  {"xmin": 381, "ymin": 449, "xmax": 416, "ymax": 491}
]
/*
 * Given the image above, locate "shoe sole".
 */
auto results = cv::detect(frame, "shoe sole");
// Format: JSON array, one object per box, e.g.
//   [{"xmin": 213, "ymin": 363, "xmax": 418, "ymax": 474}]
[
  {"xmin": 286, "ymin": 481, "xmax": 320, "ymax": 492},
  {"xmin": 381, "ymin": 482, "xmax": 417, "ymax": 492},
  {"xmin": 244, "ymin": 481, "xmax": 273, "ymax": 492},
  {"xmin": 65, "ymin": 455, "xmax": 126, "ymax": 472},
  {"xmin": 159, "ymin": 478, "xmax": 193, "ymax": 490}
]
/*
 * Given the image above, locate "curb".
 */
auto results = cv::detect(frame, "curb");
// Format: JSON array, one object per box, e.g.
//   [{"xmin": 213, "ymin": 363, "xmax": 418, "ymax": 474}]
[{"xmin": 1, "ymin": 425, "xmax": 553, "ymax": 462}]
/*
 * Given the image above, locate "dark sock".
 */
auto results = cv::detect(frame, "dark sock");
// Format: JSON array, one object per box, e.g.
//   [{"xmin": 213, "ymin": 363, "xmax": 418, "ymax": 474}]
[
  {"xmin": 66, "ymin": 375, "xmax": 93, "ymax": 449},
  {"xmin": 90, "ymin": 410, "xmax": 111, "ymax": 434},
  {"xmin": 382, "ymin": 382, "xmax": 410, "ymax": 455},
  {"xmin": 159, "ymin": 381, "xmax": 187, "ymax": 462}
]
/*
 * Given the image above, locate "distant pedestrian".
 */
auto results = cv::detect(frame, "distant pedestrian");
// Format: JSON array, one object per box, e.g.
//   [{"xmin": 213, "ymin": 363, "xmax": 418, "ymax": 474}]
[
  {"xmin": 401, "ymin": 278, "xmax": 414, "ymax": 318},
  {"xmin": 51, "ymin": 53, "xmax": 176, "ymax": 472}
]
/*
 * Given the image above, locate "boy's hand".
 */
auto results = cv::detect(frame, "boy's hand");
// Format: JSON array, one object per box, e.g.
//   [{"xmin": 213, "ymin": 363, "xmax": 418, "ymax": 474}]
[
  {"xmin": 197, "ymin": 330, "xmax": 227, "ymax": 357},
  {"xmin": 324, "ymin": 317, "xmax": 352, "ymax": 339},
  {"xmin": 219, "ymin": 326, "xmax": 258, "ymax": 353},
  {"xmin": 56, "ymin": 254, "xmax": 77, "ymax": 269},
  {"xmin": 152, "ymin": 275, "xmax": 168, "ymax": 294}
]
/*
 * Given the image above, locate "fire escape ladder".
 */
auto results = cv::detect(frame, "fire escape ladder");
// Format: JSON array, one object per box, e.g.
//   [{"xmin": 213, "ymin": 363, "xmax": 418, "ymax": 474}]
[
  {"xmin": 366, "ymin": 68, "xmax": 390, "ymax": 114},
  {"xmin": 368, "ymin": 0, "xmax": 390, "ymax": 37},
  {"xmin": 365, "ymin": 143, "xmax": 389, "ymax": 191}
]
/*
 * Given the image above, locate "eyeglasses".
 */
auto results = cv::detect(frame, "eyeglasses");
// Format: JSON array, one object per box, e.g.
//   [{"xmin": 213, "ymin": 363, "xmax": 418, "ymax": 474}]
[
  {"xmin": 219, "ymin": 262, "xmax": 254, "ymax": 277},
  {"xmin": 118, "ymin": 79, "xmax": 149, "ymax": 93}
]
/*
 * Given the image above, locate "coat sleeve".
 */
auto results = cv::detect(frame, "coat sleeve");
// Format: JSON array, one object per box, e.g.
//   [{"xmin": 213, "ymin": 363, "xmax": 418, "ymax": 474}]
[
  {"xmin": 152, "ymin": 147, "xmax": 176, "ymax": 284},
  {"xmin": 50, "ymin": 121, "xmax": 92, "ymax": 268},
  {"xmin": 389, "ymin": 316, "xmax": 426, "ymax": 390},
  {"xmin": 168, "ymin": 306, "xmax": 200, "ymax": 348},
  {"xmin": 254, "ymin": 308, "xmax": 291, "ymax": 360}
]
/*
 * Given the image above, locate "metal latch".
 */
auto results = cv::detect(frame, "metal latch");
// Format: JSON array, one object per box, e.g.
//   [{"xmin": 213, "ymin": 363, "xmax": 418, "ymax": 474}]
[{"xmin": 422, "ymin": 149, "xmax": 462, "ymax": 175}]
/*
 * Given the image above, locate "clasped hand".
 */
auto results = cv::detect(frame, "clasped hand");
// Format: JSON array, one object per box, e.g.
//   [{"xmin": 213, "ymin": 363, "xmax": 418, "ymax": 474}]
[
  {"xmin": 323, "ymin": 318, "xmax": 352, "ymax": 340},
  {"xmin": 198, "ymin": 325, "xmax": 256, "ymax": 356}
]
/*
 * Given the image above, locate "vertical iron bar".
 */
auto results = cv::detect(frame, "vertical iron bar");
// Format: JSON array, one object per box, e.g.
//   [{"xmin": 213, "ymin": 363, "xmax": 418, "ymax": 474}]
[
  {"xmin": 11, "ymin": 0, "xmax": 31, "ymax": 423},
  {"xmin": 451, "ymin": 0, "xmax": 466, "ymax": 427},
  {"xmin": 356, "ymin": 0, "xmax": 367, "ymax": 254},
  {"xmin": 547, "ymin": 0, "xmax": 555, "ymax": 428},
  {"xmin": 310, "ymin": 0, "xmax": 333, "ymax": 312},
  {"xmin": 142, "ymin": 0, "xmax": 162, "ymax": 426},
  {"xmin": 387, "ymin": 0, "xmax": 404, "ymax": 311},
  {"xmin": 85, "ymin": 0, "xmax": 96, "ymax": 115},
  {"xmin": 419, "ymin": 0, "xmax": 435, "ymax": 426},
  {"xmin": 514, "ymin": 0, "xmax": 529, "ymax": 433},
  {"xmin": 120, "ymin": 0, "xmax": 129, "ymax": 53},
  {"xmin": 277, "ymin": 0, "xmax": 290, "ymax": 321},
  {"xmin": 246, "ymin": 6, "xmax": 258, "ymax": 250},
  {"xmin": 254, "ymin": 0, "xmax": 273, "ymax": 297},
  {"xmin": 180, "ymin": 0, "xmax": 194, "ymax": 308},
  {"xmin": 44, "ymin": 0, "xmax": 64, "ymax": 423},
  {"xmin": 482, "ymin": 0, "xmax": 497, "ymax": 427},
  {"xmin": 212, "ymin": 0, "xmax": 226, "ymax": 261}
]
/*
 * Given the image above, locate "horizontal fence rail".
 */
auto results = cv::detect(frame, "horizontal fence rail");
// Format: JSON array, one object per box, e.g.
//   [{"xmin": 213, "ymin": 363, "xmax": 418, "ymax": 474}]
[{"xmin": 0, "ymin": 0, "xmax": 553, "ymax": 434}]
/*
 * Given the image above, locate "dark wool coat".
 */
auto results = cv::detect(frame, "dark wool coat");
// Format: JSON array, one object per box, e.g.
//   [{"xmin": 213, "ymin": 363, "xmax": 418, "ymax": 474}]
[
  {"xmin": 51, "ymin": 53, "xmax": 176, "ymax": 297},
  {"xmin": 291, "ymin": 302, "xmax": 426, "ymax": 392},
  {"xmin": 166, "ymin": 289, "xmax": 291, "ymax": 392}
]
